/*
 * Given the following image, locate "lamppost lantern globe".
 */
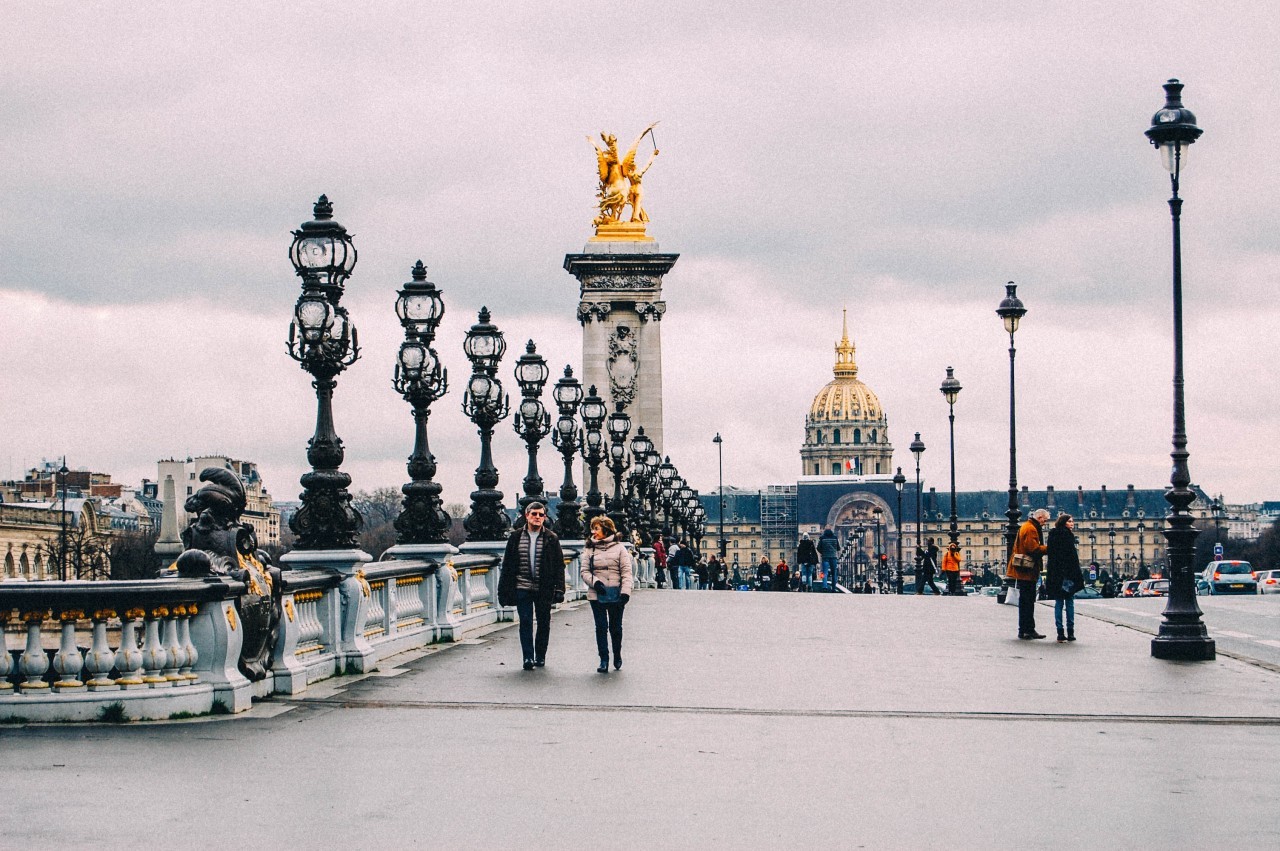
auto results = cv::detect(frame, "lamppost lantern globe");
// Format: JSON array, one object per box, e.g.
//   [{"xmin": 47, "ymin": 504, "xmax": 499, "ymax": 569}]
[
  {"xmin": 289, "ymin": 195, "xmax": 357, "ymax": 291},
  {"xmin": 630, "ymin": 426, "xmax": 652, "ymax": 460},
  {"xmin": 940, "ymin": 366, "xmax": 962, "ymax": 405},
  {"xmin": 607, "ymin": 402, "xmax": 632, "ymax": 441},
  {"xmin": 514, "ymin": 340, "xmax": 549, "ymax": 394},
  {"xmin": 552, "ymin": 365, "xmax": 583, "ymax": 411},
  {"xmin": 584, "ymin": 428, "xmax": 604, "ymax": 451},
  {"xmin": 910, "ymin": 432, "xmax": 925, "ymax": 462},
  {"xmin": 579, "ymin": 386, "xmax": 607, "ymax": 427},
  {"xmin": 1146, "ymin": 79, "xmax": 1202, "ymax": 176},
  {"xmin": 658, "ymin": 456, "xmax": 676, "ymax": 483},
  {"xmin": 462, "ymin": 307, "xmax": 506, "ymax": 373},
  {"xmin": 294, "ymin": 291, "xmax": 333, "ymax": 344},
  {"xmin": 394, "ymin": 260, "xmax": 445, "ymax": 340},
  {"xmin": 397, "ymin": 338, "xmax": 428, "ymax": 381},
  {"xmin": 893, "ymin": 467, "xmax": 906, "ymax": 493},
  {"xmin": 996, "ymin": 282, "xmax": 1027, "ymax": 336}
]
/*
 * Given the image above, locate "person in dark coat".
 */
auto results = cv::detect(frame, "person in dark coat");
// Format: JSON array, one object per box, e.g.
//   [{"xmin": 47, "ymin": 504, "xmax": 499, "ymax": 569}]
[
  {"xmin": 817, "ymin": 527, "xmax": 839, "ymax": 590},
  {"xmin": 917, "ymin": 539, "xmax": 941, "ymax": 595},
  {"xmin": 774, "ymin": 558, "xmax": 790, "ymax": 592},
  {"xmin": 797, "ymin": 533, "xmax": 819, "ymax": 591},
  {"xmin": 1008, "ymin": 509, "xmax": 1050, "ymax": 639},
  {"xmin": 755, "ymin": 556, "xmax": 773, "ymax": 591},
  {"xmin": 497, "ymin": 502, "xmax": 566, "ymax": 670},
  {"xmin": 1045, "ymin": 513, "xmax": 1085, "ymax": 642}
]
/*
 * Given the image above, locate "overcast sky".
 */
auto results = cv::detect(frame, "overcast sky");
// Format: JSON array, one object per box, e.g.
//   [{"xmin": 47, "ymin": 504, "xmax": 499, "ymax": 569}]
[{"xmin": 2, "ymin": 1, "xmax": 1277, "ymax": 513}]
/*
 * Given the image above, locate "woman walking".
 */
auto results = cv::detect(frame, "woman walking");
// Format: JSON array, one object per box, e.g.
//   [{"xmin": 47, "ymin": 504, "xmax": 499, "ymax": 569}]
[
  {"xmin": 582, "ymin": 515, "xmax": 633, "ymax": 673},
  {"xmin": 1046, "ymin": 514, "xmax": 1084, "ymax": 642}
]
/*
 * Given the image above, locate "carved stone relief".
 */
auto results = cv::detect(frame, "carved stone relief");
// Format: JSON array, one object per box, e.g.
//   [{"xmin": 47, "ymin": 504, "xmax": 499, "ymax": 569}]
[{"xmin": 607, "ymin": 325, "xmax": 639, "ymax": 405}]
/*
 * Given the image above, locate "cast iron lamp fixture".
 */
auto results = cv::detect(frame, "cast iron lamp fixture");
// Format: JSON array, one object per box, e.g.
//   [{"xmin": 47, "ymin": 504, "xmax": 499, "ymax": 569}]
[
  {"xmin": 1145, "ymin": 78, "xmax": 1213, "ymax": 660},
  {"xmin": 391, "ymin": 261, "xmax": 451, "ymax": 544},
  {"xmin": 286, "ymin": 196, "xmax": 363, "ymax": 550},
  {"xmin": 512, "ymin": 341, "xmax": 552, "ymax": 525},
  {"xmin": 872, "ymin": 507, "xmax": 883, "ymax": 592},
  {"xmin": 997, "ymin": 283, "xmax": 1028, "ymax": 559},
  {"xmin": 940, "ymin": 367, "xmax": 962, "ymax": 550},
  {"xmin": 910, "ymin": 432, "xmax": 925, "ymax": 587},
  {"xmin": 461, "ymin": 307, "xmax": 511, "ymax": 541},
  {"xmin": 627, "ymin": 428, "xmax": 655, "ymax": 539},
  {"xmin": 578, "ymin": 385, "xmax": 608, "ymax": 523},
  {"xmin": 605, "ymin": 402, "xmax": 632, "ymax": 534},
  {"xmin": 893, "ymin": 466, "xmax": 906, "ymax": 593},
  {"xmin": 550, "ymin": 366, "xmax": 584, "ymax": 540},
  {"xmin": 713, "ymin": 433, "xmax": 727, "ymax": 559},
  {"xmin": 1138, "ymin": 519, "xmax": 1146, "ymax": 572}
]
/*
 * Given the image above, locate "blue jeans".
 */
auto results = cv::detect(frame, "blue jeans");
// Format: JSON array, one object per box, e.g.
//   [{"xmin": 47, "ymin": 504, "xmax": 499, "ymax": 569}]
[
  {"xmin": 1054, "ymin": 597, "xmax": 1075, "ymax": 633},
  {"xmin": 679, "ymin": 566, "xmax": 692, "ymax": 590},
  {"xmin": 514, "ymin": 589, "xmax": 552, "ymax": 662},
  {"xmin": 821, "ymin": 558, "xmax": 838, "ymax": 589},
  {"xmin": 800, "ymin": 565, "xmax": 814, "ymax": 590}
]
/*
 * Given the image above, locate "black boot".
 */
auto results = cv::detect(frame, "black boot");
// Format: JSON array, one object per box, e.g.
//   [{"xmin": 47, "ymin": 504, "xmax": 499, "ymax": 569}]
[
  {"xmin": 597, "ymin": 656, "xmax": 609, "ymax": 674},
  {"xmin": 1057, "ymin": 630, "xmax": 1067, "ymax": 643},
  {"xmin": 1067, "ymin": 628, "xmax": 1076, "ymax": 642}
]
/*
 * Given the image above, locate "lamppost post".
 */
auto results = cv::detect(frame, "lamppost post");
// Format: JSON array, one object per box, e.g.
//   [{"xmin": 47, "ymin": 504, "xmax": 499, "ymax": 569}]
[
  {"xmin": 58, "ymin": 458, "xmax": 69, "ymax": 580},
  {"xmin": 893, "ymin": 467, "xmax": 906, "ymax": 594},
  {"xmin": 997, "ymin": 283, "xmax": 1027, "ymax": 559},
  {"xmin": 551, "ymin": 366, "xmax": 585, "ymax": 540},
  {"xmin": 1138, "ymin": 519, "xmax": 1146, "ymax": 573},
  {"xmin": 285, "ymin": 195, "xmax": 363, "ymax": 550},
  {"xmin": 1089, "ymin": 532, "xmax": 1097, "ymax": 570},
  {"xmin": 392, "ymin": 261, "xmax": 451, "ymax": 544},
  {"xmin": 1144, "ymin": 78, "xmax": 1214, "ymax": 660},
  {"xmin": 578, "ymin": 386, "xmax": 608, "ymax": 524},
  {"xmin": 940, "ymin": 368, "xmax": 962, "ymax": 549},
  {"xmin": 910, "ymin": 433, "xmax": 925, "ymax": 590},
  {"xmin": 461, "ymin": 307, "xmax": 511, "ymax": 542},
  {"xmin": 605, "ymin": 402, "xmax": 632, "ymax": 535},
  {"xmin": 511, "ymin": 341, "xmax": 552, "ymax": 526},
  {"xmin": 1109, "ymin": 525, "xmax": 1116, "ymax": 575},
  {"xmin": 713, "ymin": 433, "xmax": 726, "ymax": 559},
  {"xmin": 872, "ymin": 508, "xmax": 883, "ymax": 592}
]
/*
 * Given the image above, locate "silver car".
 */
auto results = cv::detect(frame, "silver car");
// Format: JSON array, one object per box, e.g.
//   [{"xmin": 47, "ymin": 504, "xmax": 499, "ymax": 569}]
[
  {"xmin": 1202, "ymin": 560, "xmax": 1257, "ymax": 595},
  {"xmin": 1257, "ymin": 569, "xmax": 1280, "ymax": 595}
]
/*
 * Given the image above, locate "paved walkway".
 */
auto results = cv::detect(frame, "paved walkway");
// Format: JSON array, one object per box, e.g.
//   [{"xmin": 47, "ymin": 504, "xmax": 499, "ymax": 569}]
[{"xmin": 4, "ymin": 592, "xmax": 1279, "ymax": 849}]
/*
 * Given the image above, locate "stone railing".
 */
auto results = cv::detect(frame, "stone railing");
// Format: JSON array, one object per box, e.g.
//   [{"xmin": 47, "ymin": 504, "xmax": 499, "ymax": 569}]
[{"xmin": 1, "ymin": 539, "xmax": 662, "ymax": 722}]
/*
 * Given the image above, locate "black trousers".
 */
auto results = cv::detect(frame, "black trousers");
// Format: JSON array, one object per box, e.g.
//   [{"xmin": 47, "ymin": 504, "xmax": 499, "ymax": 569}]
[
  {"xmin": 590, "ymin": 599, "xmax": 625, "ymax": 660},
  {"xmin": 515, "ymin": 589, "xmax": 552, "ymax": 662},
  {"xmin": 945, "ymin": 572, "xmax": 963, "ymax": 595},
  {"xmin": 1016, "ymin": 578, "xmax": 1038, "ymax": 634}
]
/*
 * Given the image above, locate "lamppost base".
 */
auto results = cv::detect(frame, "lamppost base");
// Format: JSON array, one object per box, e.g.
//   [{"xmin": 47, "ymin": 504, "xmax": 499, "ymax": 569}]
[{"xmin": 1151, "ymin": 634, "xmax": 1215, "ymax": 661}]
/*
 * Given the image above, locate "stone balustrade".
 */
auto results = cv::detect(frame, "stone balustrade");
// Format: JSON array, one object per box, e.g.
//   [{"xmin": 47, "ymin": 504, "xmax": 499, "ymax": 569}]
[{"xmin": 1, "ymin": 542, "xmax": 628, "ymax": 722}]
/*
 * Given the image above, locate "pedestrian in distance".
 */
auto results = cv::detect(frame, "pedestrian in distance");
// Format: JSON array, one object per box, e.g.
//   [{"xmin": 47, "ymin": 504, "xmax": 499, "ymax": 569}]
[
  {"xmin": 497, "ymin": 501, "xmax": 566, "ymax": 671},
  {"xmin": 581, "ymin": 515, "xmax": 633, "ymax": 673},
  {"xmin": 1008, "ymin": 508, "xmax": 1050, "ymax": 639},
  {"xmin": 652, "ymin": 536, "xmax": 669, "ymax": 588},
  {"xmin": 817, "ymin": 526, "xmax": 839, "ymax": 590},
  {"xmin": 774, "ymin": 557, "xmax": 790, "ymax": 592},
  {"xmin": 941, "ymin": 542, "xmax": 964, "ymax": 596},
  {"xmin": 797, "ymin": 533, "xmax": 819, "ymax": 592},
  {"xmin": 1046, "ymin": 513, "xmax": 1084, "ymax": 642},
  {"xmin": 671, "ymin": 539, "xmax": 695, "ymax": 590},
  {"xmin": 695, "ymin": 555, "xmax": 709, "ymax": 590},
  {"xmin": 918, "ymin": 539, "xmax": 941, "ymax": 595},
  {"xmin": 756, "ymin": 555, "xmax": 773, "ymax": 591}
]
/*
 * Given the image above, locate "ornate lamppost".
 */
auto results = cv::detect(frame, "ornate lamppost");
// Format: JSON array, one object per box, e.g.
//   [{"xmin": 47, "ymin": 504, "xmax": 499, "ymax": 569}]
[
  {"xmin": 1138, "ymin": 519, "xmax": 1146, "ymax": 574},
  {"xmin": 910, "ymin": 432, "xmax": 925, "ymax": 589},
  {"xmin": 940, "ymin": 367, "xmax": 962, "ymax": 549},
  {"xmin": 391, "ymin": 260, "xmax": 450, "ymax": 544},
  {"xmin": 1145, "ymin": 78, "xmax": 1213, "ymax": 660},
  {"xmin": 286, "ymin": 196, "xmax": 363, "ymax": 550},
  {"xmin": 872, "ymin": 507, "xmax": 883, "ymax": 592},
  {"xmin": 997, "ymin": 283, "xmax": 1027, "ymax": 559},
  {"xmin": 1089, "ymin": 531, "xmax": 1097, "ymax": 569},
  {"xmin": 550, "ymin": 366, "xmax": 584, "ymax": 540},
  {"xmin": 713, "ymin": 433, "xmax": 727, "ymax": 559},
  {"xmin": 1108, "ymin": 524, "xmax": 1116, "ymax": 575},
  {"xmin": 461, "ymin": 307, "xmax": 511, "ymax": 541},
  {"xmin": 893, "ymin": 467, "xmax": 906, "ymax": 594},
  {"xmin": 628, "ymin": 428, "xmax": 655, "ymax": 540},
  {"xmin": 605, "ymin": 402, "xmax": 632, "ymax": 534},
  {"xmin": 853, "ymin": 522, "xmax": 866, "ymax": 587},
  {"xmin": 578, "ymin": 386, "xmax": 608, "ymax": 523},
  {"xmin": 512, "ymin": 341, "xmax": 552, "ymax": 525},
  {"xmin": 657, "ymin": 457, "xmax": 676, "ymax": 538}
]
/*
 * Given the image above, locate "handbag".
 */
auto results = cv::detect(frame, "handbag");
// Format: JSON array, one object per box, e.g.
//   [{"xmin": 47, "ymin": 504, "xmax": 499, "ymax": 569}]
[
  {"xmin": 1010, "ymin": 553, "xmax": 1034, "ymax": 571},
  {"xmin": 1061, "ymin": 579, "xmax": 1077, "ymax": 595},
  {"xmin": 590, "ymin": 553, "xmax": 622, "ymax": 604},
  {"xmin": 1005, "ymin": 585, "xmax": 1021, "ymax": 606}
]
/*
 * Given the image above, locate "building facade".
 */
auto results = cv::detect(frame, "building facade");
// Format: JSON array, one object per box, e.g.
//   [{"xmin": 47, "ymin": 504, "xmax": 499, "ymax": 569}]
[{"xmin": 157, "ymin": 456, "xmax": 281, "ymax": 550}]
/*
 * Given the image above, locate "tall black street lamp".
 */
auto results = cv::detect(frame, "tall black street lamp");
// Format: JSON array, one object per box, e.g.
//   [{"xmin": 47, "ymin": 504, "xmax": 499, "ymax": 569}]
[
  {"xmin": 512, "ymin": 341, "xmax": 552, "ymax": 525},
  {"xmin": 1089, "ymin": 531, "xmax": 1097, "ymax": 568},
  {"xmin": 910, "ymin": 432, "xmax": 925, "ymax": 589},
  {"xmin": 1145, "ymin": 78, "xmax": 1213, "ymax": 660},
  {"xmin": 893, "ymin": 467, "xmax": 906, "ymax": 593},
  {"xmin": 461, "ymin": 307, "xmax": 511, "ymax": 541},
  {"xmin": 853, "ymin": 522, "xmax": 866, "ymax": 586},
  {"xmin": 872, "ymin": 507, "xmax": 883, "ymax": 592},
  {"xmin": 940, "ymin": 367, "xmax": 962, "ymax": 549},
  {"xmin": 1108, "ymin": 524, "xmax": 1116, "ymax": 575},
  {"xmin": 286, "ymin": 196, "xmax": 363, "ymax": 550},
  {"xmin": 605, "ymin": 402, "xmax": 632, "ymax": 534},
  {"xmin": 657, "ymin": 457, "xmax": 676, "ymax": 537},
  {"xmin": 627, "ymin": 428, "xmax": 655, "ymax": 539},
  {"xmin": 713, "ymin": 433, "xmax": 726, "ymax": 559},
  {"xmin": 391, "ymin": 261, "xmax": 450, "ymax": 544},
  {"xmin": 1137, "ymin": 519, "xmax": 1146, "ymax": 573},
  {"xmin": 997, "ymin": 283, "xmax": 1028, "ymax": 559},
  {"xmin": 578, "ymin": 386, "xmax": 608, "ymax": 523},
  {"xmin": 1211, "ymin": 496, "xmax": 1223, "ymax": 548},
  {"xmin": 57, "ymin": 458, "xmax": 69, "ymax": 580},
  {"xmin": 550, "ymin": 366, "xmax": 584, "ymax": 540}
]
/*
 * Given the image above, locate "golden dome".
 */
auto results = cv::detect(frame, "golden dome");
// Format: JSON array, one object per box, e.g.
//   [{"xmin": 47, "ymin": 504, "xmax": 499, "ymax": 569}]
[{"xmin": 807, "ymin": 310, "xmax": 884, "ymax": 422}]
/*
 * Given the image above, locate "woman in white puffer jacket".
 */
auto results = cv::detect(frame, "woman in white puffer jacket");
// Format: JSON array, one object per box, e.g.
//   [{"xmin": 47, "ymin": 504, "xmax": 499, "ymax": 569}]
[{"xmin": 581, "ymin": 515, "xmax": 633, "ymax": 673}]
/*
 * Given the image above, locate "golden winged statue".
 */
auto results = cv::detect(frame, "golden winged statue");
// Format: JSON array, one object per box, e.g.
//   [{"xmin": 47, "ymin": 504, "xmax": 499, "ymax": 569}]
[{"xmin": 588, "ymin": 123, "xmax": 659, "ymax": 235}]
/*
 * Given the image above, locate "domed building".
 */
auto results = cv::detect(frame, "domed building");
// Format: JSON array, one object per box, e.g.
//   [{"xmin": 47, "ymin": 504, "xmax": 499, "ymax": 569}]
[{"xmin": 801, "ymin": 312, "xmax": 893, "ymax": 477}]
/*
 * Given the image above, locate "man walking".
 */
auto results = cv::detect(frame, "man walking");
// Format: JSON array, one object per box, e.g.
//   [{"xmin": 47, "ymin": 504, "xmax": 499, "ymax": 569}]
[
  {"xmin": 817, "ymin": 527, "xmax": 839, "ymax": 591},
  {"xmin": 497, "ymin": 502, "xmax": 566, "ymax": 670},
  {"xmin": 1008, "ymin": 508, "xmax": 1049, "ymax": 639},
  {"xmin": 797, "ymin": 533, "xmax": 819, "ymax": 592}
]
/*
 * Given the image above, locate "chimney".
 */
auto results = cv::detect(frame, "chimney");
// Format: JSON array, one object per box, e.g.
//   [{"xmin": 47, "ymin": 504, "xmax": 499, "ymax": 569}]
[
  {"xmin": 1126, "ymin": 484, "xmax": 1136, "ymax": 509},
  {"xmin": 1046, "ymin": 485, "xmax": 1056, "ymax": 509},
  {"xmin": 1077, "ymin": 486, "xmax": 1085, "ymax": 511},
  {"xmin": 1100, "ymin": 485, "xmax": 1109, "ymax": 516}
]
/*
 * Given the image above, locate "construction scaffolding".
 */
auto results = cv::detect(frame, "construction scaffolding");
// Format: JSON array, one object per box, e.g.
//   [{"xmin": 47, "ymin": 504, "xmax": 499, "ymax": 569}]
[{"xmin": 761, "ymin": 484, "xmax": 797, "ymax": 561}]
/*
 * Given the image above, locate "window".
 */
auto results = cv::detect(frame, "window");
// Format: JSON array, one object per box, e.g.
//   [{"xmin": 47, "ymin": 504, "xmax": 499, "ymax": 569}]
[
  {"xmin": 832, "ymin": 463, "xmax": 841, "ymax": 475},
  {"xmin": 871, "ymin": 429, "xmax": 878, "ymax": 443},
  {"xmin": 833, "ymin": 428, "xmax": 841, "ymax": 444},
  {"xmin": 814, "ymin": 464, "xmax": 820, "ymax": 475},
  {"xmin": 816, "ymin": 431, "xmax": 824, "ymax": 444},
  {"xmin": 854, "ymin": 429, "xmax": 861, "ymax": 444}
]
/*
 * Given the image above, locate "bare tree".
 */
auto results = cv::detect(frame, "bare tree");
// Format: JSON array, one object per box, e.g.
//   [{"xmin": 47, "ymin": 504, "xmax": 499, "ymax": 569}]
[
  {"xmin": 40, "ymin": 525, "xmax": 110, "ymax": 581},
  {"xmin": 109, "ymin": 529, "xmax": 159, "ymax": 580}
]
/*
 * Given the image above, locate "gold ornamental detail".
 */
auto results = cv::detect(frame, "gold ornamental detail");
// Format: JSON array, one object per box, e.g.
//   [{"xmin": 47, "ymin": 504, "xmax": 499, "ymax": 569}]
[{"xmin": 588, "ymin": 123, "xmax": 659, "ymax": 240}]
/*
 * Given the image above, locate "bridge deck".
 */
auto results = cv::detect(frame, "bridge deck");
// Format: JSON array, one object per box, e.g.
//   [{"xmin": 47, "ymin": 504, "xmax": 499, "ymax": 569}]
[{"xmin": 4, "ymin": 592, "xmax": 1279, "ymax": 849}]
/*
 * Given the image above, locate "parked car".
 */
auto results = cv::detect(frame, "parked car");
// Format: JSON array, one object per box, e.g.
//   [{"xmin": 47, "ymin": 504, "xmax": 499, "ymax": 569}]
[
  {"xmin": 1201, "ymin": 560, "xmax": 1257, "ymax": 595},
  {"xmin": 1137, "ymin": 579, "xmax": 1169, "ymax": 597},
  {"xmin": 1121, "ymin": 580, "xmax": 1143, "ymax": 597},
  {"xmin": 1257, "ymin": 569, "xmax": 1280, "ymax": 595},
  {"xmin": 1075, "ymin": 586, "xmax": 1102, "ymax": 599}
]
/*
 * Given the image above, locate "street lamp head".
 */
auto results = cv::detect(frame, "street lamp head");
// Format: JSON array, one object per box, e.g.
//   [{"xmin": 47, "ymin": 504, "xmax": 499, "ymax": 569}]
[
  {"xmin": 630, "ymin": 426, "xmax": 653, "ymax": 461},
  {"xmin": 293, "ymin": 289, "xmax": 334, "ymax": 344},
  {"xmin": 893, "ymin": 467, "xmax": 906, "ymax": 491},
  {"xmin": 606, "ymin": 401, "xmax": 632, "ymax": 441},
  {"xmin": 657, "ymin": 456, "xmax": 676, "ymax": 482},
  {"xmin": 910, "ymin": 432, "xmax": 925, "ymax": 462},
  {"xmin": 289, "ymin": 195, "xmax": 357, "ymax": 292},
  {"xmin": 940, "ymin": 366, "xmax": 962, "ymax": 406},
  {"xmin": 996, "ymin": 282, "xmax": 1027, "ymax": 336},
  {"xmin": 713, "ymin": 433, "xmax": 722, "ymax": 445},
  {"xmin": 579, "ymin": 385, "xmax": 607, "ymax": 428},
  {"xmin": 513, "ymin": 340, "xmax": 549, "ymax": 397},
  {"xmin": 1146, "ymin": 78, "xmax": 1202, "ymax": 176},
  {"xmin": 394, "ymin": 260, "xmax": 445, "ymax": 341},
  {"xmin": 552, "ymin": 365, "xmax": 583, "ymax": 412},
  {"xmin": 396, "ymin": 338, "xmax": 428, "ymax": 382},
  {"xmin": 462, "ymin": 307, "xmax": 506, "ymax": 374}
]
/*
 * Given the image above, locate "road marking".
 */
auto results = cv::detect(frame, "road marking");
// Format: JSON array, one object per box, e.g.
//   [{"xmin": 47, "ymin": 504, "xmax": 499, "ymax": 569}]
[
  {"xmin": 1215, "ymin": 630, "xmax": 1254, "ymax": 639},
  {"xmin": 1255, "ymin": 640, "xmax": 1280, "ymax": 648}
]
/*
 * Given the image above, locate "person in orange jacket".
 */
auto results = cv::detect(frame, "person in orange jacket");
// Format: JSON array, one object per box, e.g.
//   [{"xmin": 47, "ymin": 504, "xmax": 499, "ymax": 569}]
[
  {"xmin": 941, "ymin": 542, "xmax": 964, "ymax": 596},
  {"xmin": 1007, "ymin": 508, "xmax": 1049, "ymax": 639}
]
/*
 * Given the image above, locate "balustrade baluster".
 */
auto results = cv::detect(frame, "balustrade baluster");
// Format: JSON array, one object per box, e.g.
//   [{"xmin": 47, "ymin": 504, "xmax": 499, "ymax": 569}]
[
  {"xmin": 0, "ymin": 612, "xmax": 12, "ymax": 693},
  {"xmin": 162, "ymin": 608, "xmax": 185, "ymax": 685},
  {"xmin": 84, "ymin": 610, "xmax": 118, "ymax": 690},
  {"xmin": 115, "ymin": 608, "xmax": 146, "ymax": 689},
  {"xmin": 141, "ymin": 608, "xmax": 171, "ymax": 687},
  {"xmin": 19, "ymin": 610, "xmax": 51, "ymax": 692},
  {"xmin": 178, "ymin": 605, "xmax": 199, "ymax": 681},
  {"xmin": 52, "ymin": 610, "xmax": 86, "ymax": 691}
]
